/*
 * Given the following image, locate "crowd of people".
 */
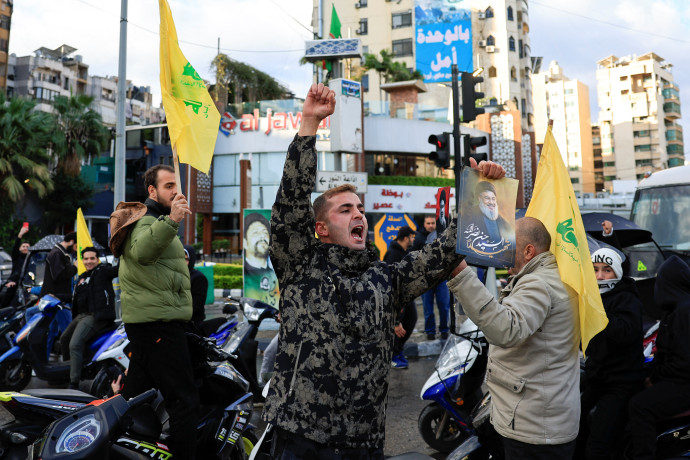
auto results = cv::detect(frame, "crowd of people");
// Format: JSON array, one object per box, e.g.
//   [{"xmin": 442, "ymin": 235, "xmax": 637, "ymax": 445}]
[{"xmin": 3, "ymin": 82, "xmax": 689, "ymax": 460}]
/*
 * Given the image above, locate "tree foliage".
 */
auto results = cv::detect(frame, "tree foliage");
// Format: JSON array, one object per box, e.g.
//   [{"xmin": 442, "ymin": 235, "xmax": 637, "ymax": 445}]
[
  {"xmin": 361, "ymin": 50, "xmax": 423, "ymax": 83},
  {"xmin": 51, "ymin": 94, "xmax": 110, "ymax": 176},
  {"xmin": 211, "ymin": 54, "xmax": 291, "ymax": 105},
  {"xmin": 42, "ymin": 174, "xmax": 94, "ymax": 233},
  {"xmin": 0, "ymin": 93, "xmax": 54, "ymax": 203}
]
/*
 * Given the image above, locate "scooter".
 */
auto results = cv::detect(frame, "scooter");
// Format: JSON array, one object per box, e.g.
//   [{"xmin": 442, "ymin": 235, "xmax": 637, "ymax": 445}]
[
  {"xmin": 28, "ymin": 335, "xmax": 258, "ymax": 460},
  {"xmin": 0, "ymin": 295, "xmax": 39, "ymax": 391},
  {"xmin": 222, "ymin": 297, "xmax": 280, "ymax": 401},
  {"xmin": 0, "ymin": 294, "xmax": 117, "ymax": 390},
  {"xmin": 447, "ymin": 391, "xmax": 690, "ymax": 460},
  {"xmin": 86, "ymin": 302, "xmax": 242, "ymax": 398},
  {"xmin": 417, "ymin": 318, "xmax": 488, "ymax": 453}
]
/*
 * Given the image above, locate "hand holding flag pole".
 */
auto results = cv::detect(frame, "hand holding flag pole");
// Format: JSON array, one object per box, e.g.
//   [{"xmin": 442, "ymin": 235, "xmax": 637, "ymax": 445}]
[{"xmin": 159, "ymin": 0, "xmax": 220, "ymax": 194}]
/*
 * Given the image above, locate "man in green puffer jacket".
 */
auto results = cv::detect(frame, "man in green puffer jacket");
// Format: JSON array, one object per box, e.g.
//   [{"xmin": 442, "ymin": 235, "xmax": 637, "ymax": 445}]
[{"xmin": 111, "ymin": 164, "xmax": 198, "ymax": 460}]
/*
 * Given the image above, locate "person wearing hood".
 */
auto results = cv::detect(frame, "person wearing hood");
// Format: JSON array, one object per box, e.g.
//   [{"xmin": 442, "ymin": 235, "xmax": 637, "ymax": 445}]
[
  {"xmin": 184, "ymin": 245, "xmax": 208, "ymax": 328},
  {"xmin": 111, "ymin": 164, "xmax": 198, "ymax": 459},
  {"xmin": 578, "ymin": 248, "xmax": 644, "ymax": 460},
  {"xmin": 628, "ymin": 255, "xmax": 690, "ymax": 460}
]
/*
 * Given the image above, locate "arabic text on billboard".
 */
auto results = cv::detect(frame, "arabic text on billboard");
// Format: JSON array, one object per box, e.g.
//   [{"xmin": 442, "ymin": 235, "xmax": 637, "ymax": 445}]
[{"xmin": 415, "ymin": 0, "xmax": 473, "ymax": 83}]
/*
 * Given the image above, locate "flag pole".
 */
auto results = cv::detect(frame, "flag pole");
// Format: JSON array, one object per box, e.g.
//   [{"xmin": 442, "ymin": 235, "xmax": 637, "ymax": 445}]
[{"xmin": 172, "ymin": 146, "xmax": 183, "ymax": 193}]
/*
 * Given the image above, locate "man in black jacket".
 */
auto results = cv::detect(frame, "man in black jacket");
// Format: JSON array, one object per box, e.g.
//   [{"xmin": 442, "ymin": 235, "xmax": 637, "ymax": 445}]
[
  {"xmin": 579, "ymin": 248, "xmax": 644, "ymax": 459},
  {"xmin": 60, "ymin": 247, "xmax": 118, "ymax": 389},
  {"xmin": 184, "ymin": 245, "xmax": 208, "ymax": 329},
  {"xmin": 383, "ymin": 226, "xmax": 417, "ymax": 369},
  {"xmin": 628, "ymin": 255, "xmax": 690, "ymax": 460},
  {"xmin": 40, "ymin": 232, "xmax": 77, "ymax": 302}
]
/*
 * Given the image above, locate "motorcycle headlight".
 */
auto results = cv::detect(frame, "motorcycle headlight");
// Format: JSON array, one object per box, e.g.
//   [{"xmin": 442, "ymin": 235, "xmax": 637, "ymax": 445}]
[
  {"xmin": 55, "ymin": 414, "xmax": 101, "ymax": 453},
  {"xmin": 243, "ymin": 304, "xmax": 262, "ymax": 321}
]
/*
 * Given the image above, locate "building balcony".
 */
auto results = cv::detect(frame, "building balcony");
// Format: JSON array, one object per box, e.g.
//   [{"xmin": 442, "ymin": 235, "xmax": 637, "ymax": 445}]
[{"xmin": 663, "ymin": 102, "xmax": 681, "ymax": 119}]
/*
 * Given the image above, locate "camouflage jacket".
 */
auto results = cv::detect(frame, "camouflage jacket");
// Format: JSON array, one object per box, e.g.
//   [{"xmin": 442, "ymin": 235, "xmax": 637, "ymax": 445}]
[{"xmin": 263, "ymin": 135, "xmax": 463, "ymax": 448}]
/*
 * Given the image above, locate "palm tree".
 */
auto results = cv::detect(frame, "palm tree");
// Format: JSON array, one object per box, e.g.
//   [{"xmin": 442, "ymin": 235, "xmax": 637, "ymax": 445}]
[
  {"xmin": 0, "ymin": 93, "xmax": 54, "ymax": 202},
  {"xmin": 51, "ymin": 94, "xmax": 109, "ymax": 176}
]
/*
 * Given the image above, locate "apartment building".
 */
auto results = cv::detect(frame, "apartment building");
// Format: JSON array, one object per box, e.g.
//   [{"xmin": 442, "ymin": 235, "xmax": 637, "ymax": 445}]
[
  {"xmin": 531, "ymin": 60, "xmax": 594, "ymax": 194},
  {"xmin": 0, "ymin": 0, "xmax": 10, "ymax": 94},
  {"xmin": 596, "ymin": 53, "xmax": 684, "ymax": 189},
  {"xmin": 591, "ymin": 124, "xmax": 604, "ymax": 192},
  {"xmin": 315, "ymin": 0, "xmax": 534, "ymax": 130},
  {"xmin": 8, "ymin": 45, "xmax": 162, "ymax": 126}
]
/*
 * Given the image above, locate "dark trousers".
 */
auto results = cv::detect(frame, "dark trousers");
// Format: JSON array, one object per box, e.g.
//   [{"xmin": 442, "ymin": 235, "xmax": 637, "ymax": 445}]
[
  {"xmin": 60, "ymin": 313, "xmax": 110, "ymax": 384},
  {"xmin": 628, "ymin": 379, "xmax": 690, "ymax": 460},
  {"xmin": 393, "ymin": 301, "xmax": 417, "ymax": 355},
  {"xmin": 502, "ymin": 436, "xmax": 575, "ymax": 460},
  {"xmin": 578, "ymin": 385, "xmax": 638, "ymax": 460},
  {"xmin": 271, "ymin": 428, "xmax": 384, "ymax": 460},
  {"xmin": 122, "ymin": 321, "xmax": 200, "ymax": 460}
]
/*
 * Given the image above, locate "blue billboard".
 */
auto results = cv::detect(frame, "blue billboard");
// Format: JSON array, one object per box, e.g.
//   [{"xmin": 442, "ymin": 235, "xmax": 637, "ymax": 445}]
[{"xmin": 415, "ymin": 0, "xmax": 473, "ymax": 82}]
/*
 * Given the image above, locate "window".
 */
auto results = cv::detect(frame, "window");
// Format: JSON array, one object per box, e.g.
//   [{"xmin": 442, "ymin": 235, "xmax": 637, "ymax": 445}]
[
  {"xmin": 507, "ymin": 6, "xmax": 514, "ymax": 20},
  {"xmin": 564, "ymin": 88, "xmax": 574, "ymax": 95},
  {"xmin": 392, "ymin": 11, "xmax": 412, "ymax": 29},
  {"xmin": 508, "ymin": 36, "xmax": 515, "ymax": 52},
  {"xmin": 604, "ymin": 161, "xmax": 616, "ymax": 167},
  {"xmin": 488, "ymin": 66, "xmax": 497, "ymax": 78},
  {"xmin": 485, "ymin": 7, "xmax": 494, "ymax": 18},
  {"xmin": 0, "ymin": 15, "xmax": 9, "ymax": 30},
  {"xmin": 510, "ymin": 67, "xmax": 517, "ymax": 81},
  {"xmin": 362, "ymin": 45, "xmax": 369, "ymax": 54},
  {"xmin": 521, "ymin": 98, "xmax": 526, "ymax": 116},
  {"xmin": 392, "ymin": 39, "xmax": 413, "ymax": 57},
  {"xmin": 634, "ymin": 144, "xmax": 651, "ymax": 152},
  {"xmin": 486, "ymin": 35, "xmax": 495, "ymax": 46},
  {"xmin": 358, "ymin": 0, "xmax": 367, "ymax": 6},
  {"xmin": 357, "ymin": 18, "xmax": 368, "ymax": 35},
  {"xmin": 0, "ymin": 38, "xmax": 7, "ymax": 52},
  {"xmin": 634, "ymin": 130, "xmax": 650, "ymax": 137},
  {"xmin": 571, "ymin": 178, "xmax": 580, "ymax": 184},
  {"xmin": 362, "ymin": 74, "xmax": 369, "ymax": 92},
  {"xmin": 519, "ymin": 39, "xmax": 523, "ymax": 58}
]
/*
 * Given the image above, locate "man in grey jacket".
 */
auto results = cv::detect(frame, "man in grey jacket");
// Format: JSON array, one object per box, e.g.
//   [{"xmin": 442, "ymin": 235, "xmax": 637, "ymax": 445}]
[{"xmin": 448, "ymin": 217, "xmax": 580, "ymax": 459}]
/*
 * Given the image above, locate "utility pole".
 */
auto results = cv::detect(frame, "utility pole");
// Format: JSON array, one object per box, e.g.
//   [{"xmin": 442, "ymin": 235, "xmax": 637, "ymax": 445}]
[{"xmin": 113, "ymin": 0, "xmax": 128, "ymax": 207}]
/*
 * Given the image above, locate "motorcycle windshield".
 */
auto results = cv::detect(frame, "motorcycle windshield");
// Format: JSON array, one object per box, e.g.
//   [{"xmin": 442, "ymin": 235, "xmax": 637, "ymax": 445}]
[
  {"xmin": 222, "ymin": 322, "xmax": 252, "ymax": 355},
  {"xmin": 435, "ymin": 334, "xmax": 477, "ymax": 377}
]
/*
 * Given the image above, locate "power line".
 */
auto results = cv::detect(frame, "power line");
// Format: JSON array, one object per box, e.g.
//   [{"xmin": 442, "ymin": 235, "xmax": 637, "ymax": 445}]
[
  {"xmin": 530, "ymin": 1, "xmax": 690, "ymax": 44},
  {"xmin": 73, "ymin": 0, "xmax": 305, "ymax": 53}
]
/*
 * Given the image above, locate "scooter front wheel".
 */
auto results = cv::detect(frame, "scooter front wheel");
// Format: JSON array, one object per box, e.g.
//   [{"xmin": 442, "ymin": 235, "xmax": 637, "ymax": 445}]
[
  {"xmin": 0, "ymin": 359, "xmax": 32, "ymax": 391},
  {"xmin": 418, "ymin": 402, "xmax": 471, "ymax": 453}
]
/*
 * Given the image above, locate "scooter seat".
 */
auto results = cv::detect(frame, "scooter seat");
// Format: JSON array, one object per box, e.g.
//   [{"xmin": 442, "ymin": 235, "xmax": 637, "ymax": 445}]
[{"xmin": 23, "ymin": 388, "xmax": 97, "ymax": 404}]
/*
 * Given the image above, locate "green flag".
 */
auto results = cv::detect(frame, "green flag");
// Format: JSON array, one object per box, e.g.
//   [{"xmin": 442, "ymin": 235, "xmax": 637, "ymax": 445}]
[
  {"xmin": 329, "ymin": 4, "xmax": 342, "ymax": 38},
  {"xmin": 324, "ymin": 4, "xmax": 342, "ymax": 72}
]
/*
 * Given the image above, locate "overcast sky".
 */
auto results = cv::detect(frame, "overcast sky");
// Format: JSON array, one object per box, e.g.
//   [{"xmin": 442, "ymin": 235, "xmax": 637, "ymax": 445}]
[{"xmin": 9, "ymin": 0, "xmax": 690, "ymax": 153}]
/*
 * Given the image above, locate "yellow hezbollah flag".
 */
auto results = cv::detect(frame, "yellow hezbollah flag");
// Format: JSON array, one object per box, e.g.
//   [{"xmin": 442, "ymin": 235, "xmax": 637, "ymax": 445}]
[
  {"xmin": 526, "ymin": 126, "xmax": 608, "ymax": 353},
  {"xmin": 159, "ymin": 0, "xmax": 220, "ymax": 174},
  {"xmin": 76, "ymin": 208, "xmax": 95, "ymax": 275}
]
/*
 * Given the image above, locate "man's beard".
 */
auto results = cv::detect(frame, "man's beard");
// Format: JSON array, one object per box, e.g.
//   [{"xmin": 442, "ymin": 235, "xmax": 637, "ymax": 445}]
[
  {"xmin": 254, "ymin": 240, "xmax": 269, "ymax": 258},
  {"xmin": 479, "ymin": 202, "xmax": 499, "ymax": 221}
]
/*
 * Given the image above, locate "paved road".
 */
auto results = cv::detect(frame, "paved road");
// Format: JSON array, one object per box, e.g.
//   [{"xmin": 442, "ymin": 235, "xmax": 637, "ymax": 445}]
[{"xmin": 385, "ymin": 356, "xmax": 447, "ymax": 459}]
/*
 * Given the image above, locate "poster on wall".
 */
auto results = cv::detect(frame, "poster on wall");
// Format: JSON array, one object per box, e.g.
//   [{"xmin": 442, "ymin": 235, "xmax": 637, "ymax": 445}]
[
  {"xmin": 456, "ymin": 168, "xmax": 519, "ymax": 268},
  {"xmin": 415, "ymin": 0, "xmax": 473, "ymax": 82},
  {"xmin": 373, "ymin": 213, "xmax": 417, "ymax": 260},
  {"xmin": 243, "ymin": 209, "xmax": 279, "ymax": 307}
]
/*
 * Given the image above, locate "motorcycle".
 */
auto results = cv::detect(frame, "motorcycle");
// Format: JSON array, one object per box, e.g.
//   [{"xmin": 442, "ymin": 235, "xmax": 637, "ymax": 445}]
[
  {"xmin": 28, "ymin": 335, "xmax": 257, "ymax": 459},
  {"xmin": 221, "ymin": 297, "xmax": 280, "ymax": 401},
  {"xmin": 0, "ymin": 295, "xmax": 39, "ymax": 391},
  {"xmin": 87, "ymin": 302, "xmax": 242, "ymax": 398},
  {"xmin": 417, "ymin": 317, "xmax": 488, "ymax": 453},
  {"xmin": 448, "ymin": 390, "xmax": 690, "ymax": 460},
  {"xmin": 0, "ymin": 294, "xmax": 117, "ymax": 390}
]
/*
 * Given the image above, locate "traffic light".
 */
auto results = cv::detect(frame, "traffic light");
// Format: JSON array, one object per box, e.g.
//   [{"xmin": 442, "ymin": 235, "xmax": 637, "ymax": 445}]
[
  {"xmin": 461, "ymin": 72, "xmax": 485, "ymax": 122},
  {"xmin": 463, "ymin": 135, "xmax": 488, "ymax": 165},
  {"xmin": 428, "ymin": 132, "xmax": 452, "ymax": 169}
]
